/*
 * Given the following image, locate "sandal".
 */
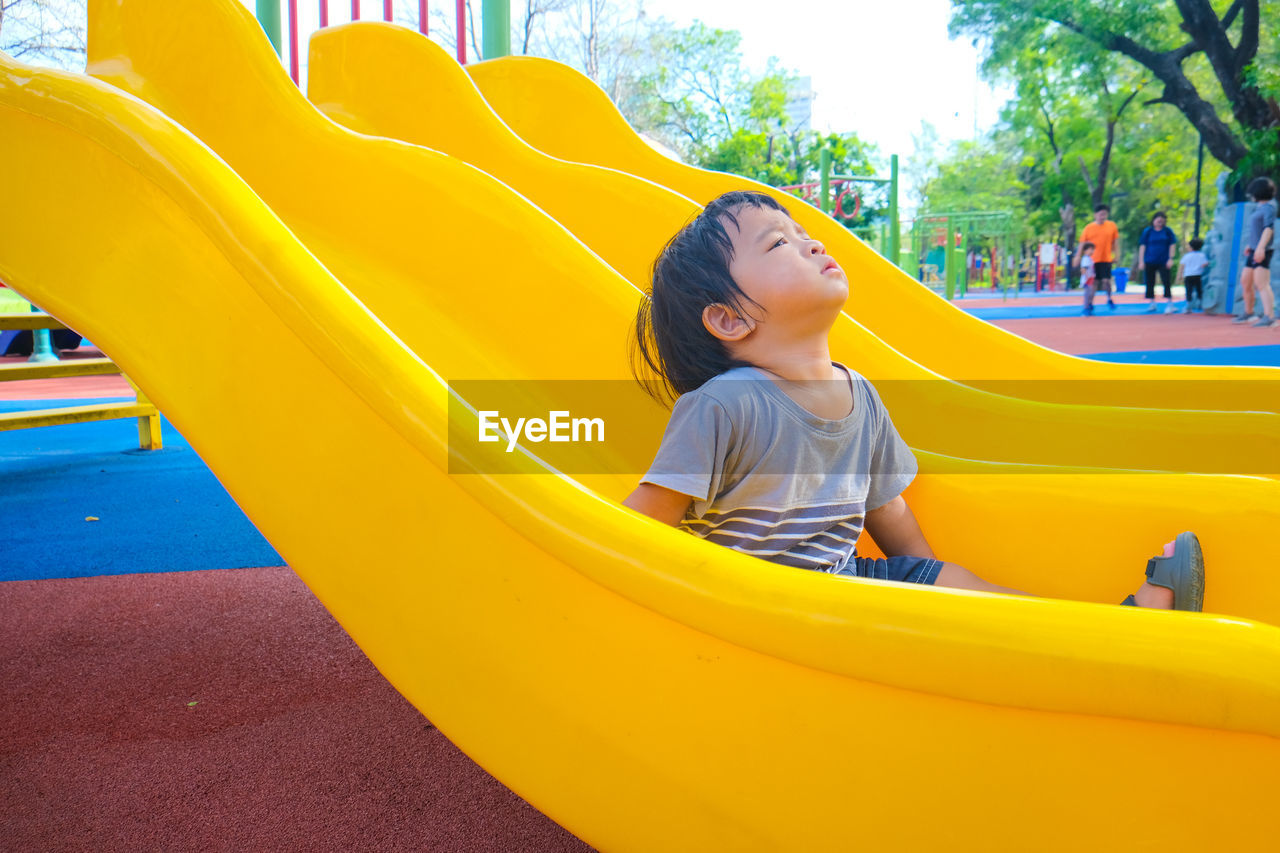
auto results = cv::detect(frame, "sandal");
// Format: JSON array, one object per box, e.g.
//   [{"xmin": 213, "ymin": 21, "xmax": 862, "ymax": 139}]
[{"xmin": 1144, "ymin": 531, "xmax": 1205, "ymax": 611}]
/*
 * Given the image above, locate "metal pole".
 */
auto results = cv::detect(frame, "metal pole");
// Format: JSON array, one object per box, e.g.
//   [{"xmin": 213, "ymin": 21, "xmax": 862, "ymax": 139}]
[
  {"xmin": 456, "ymin": 0, "xmax": 466, "ymax": 63},
  {"xmin": 27, "ymin": 303, "xmax": 58, "ymax": 364},
  {"xmin": 319, "ymin": 0, "xmax": 328, "ymax": 27},
  {"xmin": 819, "ymin": 148, "xmax": 832, "ymax": 215},
  {"xmin": 384, "ymin": 0, "xmax": 393, "ymax": 20},
  {"xmin": 255, "ymin": 0, "xmax": 282, "ymax": 54},
  {"xmin": 481, "ymin": 0, "xmax": 509, "ymax": 59},
  {"xmin": 1193, "ymin": 136, "xmax": 1205, "ymax": 240},
  {"xmin": 287, "ymin": 0, "xmax": 299, "ymax": 83},
  {"xmin": 351, "ymin": 0, "xmax": 360, "ymax": 20},
  {"xmin": 888, "ymin": 153, "xmax": 900, "ymax": 268},
  {"xmin": 419, "ymin": 0, "xmax": 429, "ymax": 33}
]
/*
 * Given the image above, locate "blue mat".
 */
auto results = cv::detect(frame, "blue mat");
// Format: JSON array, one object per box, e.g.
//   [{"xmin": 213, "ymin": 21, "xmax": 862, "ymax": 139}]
[
  {"xmin": 1082, "ymin": 344, "xmax": 1280, "ymax": 367},
  {"xmin": 964, "ymin": 301, "xmax": 1187, "ymax": 320},
  {"xmin": 0, "ymin": 398, "xmax": 282, "ymax": 582}
]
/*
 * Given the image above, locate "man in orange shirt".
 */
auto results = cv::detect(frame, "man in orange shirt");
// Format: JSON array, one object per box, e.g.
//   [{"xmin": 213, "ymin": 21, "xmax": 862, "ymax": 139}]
[{"xmin": 1074, "ymin": 204, "xmax": 1120, "ymax": 314}]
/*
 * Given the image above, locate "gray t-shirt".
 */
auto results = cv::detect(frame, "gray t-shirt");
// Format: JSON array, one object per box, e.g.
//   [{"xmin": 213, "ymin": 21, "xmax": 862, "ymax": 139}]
[
  {"xmin": 641, "ymin": 364, "xmax": 917, "ymax": 573},
  {"xmin": 1245, "ymin": 200, "xmax": 1276, "ymax": 252}
]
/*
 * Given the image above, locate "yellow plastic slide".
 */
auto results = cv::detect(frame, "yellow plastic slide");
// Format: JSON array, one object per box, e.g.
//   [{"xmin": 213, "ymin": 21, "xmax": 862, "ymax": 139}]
[
  {"xmin": 6, "ymin": 44, "xmax": 1280, "ymax": 853},
  {"xmin": 464, "ymin": 52, "xmax": 1280, "ymax": 411},
  {"xmin": 299, "ymin": 21, "xmax": 1280, "ymax": 478}
]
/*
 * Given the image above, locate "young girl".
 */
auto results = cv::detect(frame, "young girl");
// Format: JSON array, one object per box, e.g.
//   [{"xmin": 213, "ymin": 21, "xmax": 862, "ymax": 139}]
[{"xmin": 625, "ymin": 191, "xmax": 1204, "ymax": 610}]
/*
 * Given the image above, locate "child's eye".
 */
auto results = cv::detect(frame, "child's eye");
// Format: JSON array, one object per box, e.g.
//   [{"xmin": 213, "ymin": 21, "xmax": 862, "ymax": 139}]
[{"xmin": 770, "ymin": 237, "xmax": 786, "ymax": 250}]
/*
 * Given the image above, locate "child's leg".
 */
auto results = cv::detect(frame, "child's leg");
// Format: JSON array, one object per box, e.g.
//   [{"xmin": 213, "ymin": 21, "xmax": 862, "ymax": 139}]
[
  {"xmin": 1256, "ymin": 267, "xmax": 1275, "ymax": 319},
  {"xmin": 934, "ymin": 540, "xmax": 1179, "ymax": 610}
]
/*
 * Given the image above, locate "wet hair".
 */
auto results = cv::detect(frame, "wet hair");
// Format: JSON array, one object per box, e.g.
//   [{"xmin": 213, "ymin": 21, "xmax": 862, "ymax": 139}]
[
  {"xmin": 1081, "ymin": 242, "xmax": 1095, "ymax": 252},
  {"xmin": 1190, "ymin": 238, "xmax": 1204, "ymax": 251},
  {"xmin": 1247, "ymin": 176, "xmax": 1276, "ymax": 201},
  {"xmin": 632, "ymin": 191, "xmax": 786, "ymax": 402},
  {"xmin": 1151, "ymin": 210, "xmax": 1167, "ymax": 223},
  {"xmin": 1094, "ymin": 203, "xmax": 1110, "ymax": 213}
]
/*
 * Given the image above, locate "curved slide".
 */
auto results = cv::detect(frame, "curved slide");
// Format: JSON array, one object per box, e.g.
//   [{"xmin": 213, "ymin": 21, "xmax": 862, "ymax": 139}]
[
  {"xmin": 7, "ymin": 45, "xmax": 1280, "ymax": 853},
  {"xmin": 464, "ymin": 52, "xmax": 1280, "ymax": 411},
  {"xmin": 302, "ymin": 22, "xmax": 1280, "ymax": 478},
  {"xmin": 82, "ymin": 3, "xmax": 1280, "ymax": 478}
]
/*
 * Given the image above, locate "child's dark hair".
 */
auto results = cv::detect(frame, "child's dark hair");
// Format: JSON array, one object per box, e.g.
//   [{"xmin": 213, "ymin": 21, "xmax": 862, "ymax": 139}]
[
  {"xmin": 1094, "ymin": 203, "xmax": 1110, "ymax": 213},
  {"xmin": 1190, "ymin": 238, "xmax": 1204, "ymax": 251},
  {"xmin": 633, "ymin": 191, "xmax": 786, "ymax": 402},
  {"xmin": 1247, "ymin": 176, "xmax": 1276, "ymax": 201},
  {"xmin": 1081, "ymin": 241, "xmax": 1095, "ymax": 252},
  {"xmin": 1151, "ymin": 210, "xmax": 1168, "ymax": 223}
]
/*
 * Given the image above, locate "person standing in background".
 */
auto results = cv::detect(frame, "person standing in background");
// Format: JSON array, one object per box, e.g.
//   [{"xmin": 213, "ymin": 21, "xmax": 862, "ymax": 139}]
[
  {"xmin": 1232, "ymin": 177, "xmax": 1276, "ymax": 328},
  {"xmin": 1138, "ymin": 212, "xmax": 1179, "ymax": 314},
  {"xmin": 1075, "ymin": 205, "xmax": 1119, "ymax": 312}
]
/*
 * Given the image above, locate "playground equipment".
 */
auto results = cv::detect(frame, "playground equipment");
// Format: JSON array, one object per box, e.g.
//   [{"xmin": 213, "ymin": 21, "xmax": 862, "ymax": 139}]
[
  {"xmin": 0, "ymin": 308, "xmax": 161, "ymax": 449},
  {"xmin": 461, "ymin": 59, "xmax": 1280, "ymax": 411},
  {"xmin": 911, "ymin": 210, "xmax": 1018, "ymax": 299},
  {"xmin": 8, "ymin": 40, "xmax": 1280, "ymax": 850},
  {"xmin": 778, "ymin": 149, "xmax": 901, "ymax": 265}
]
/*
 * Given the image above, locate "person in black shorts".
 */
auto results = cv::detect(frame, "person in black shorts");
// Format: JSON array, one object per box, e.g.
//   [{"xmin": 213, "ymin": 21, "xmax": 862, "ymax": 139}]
[{"xmin": 1233, "ymin": 177, "xmax": 1277, "ymax": 328}]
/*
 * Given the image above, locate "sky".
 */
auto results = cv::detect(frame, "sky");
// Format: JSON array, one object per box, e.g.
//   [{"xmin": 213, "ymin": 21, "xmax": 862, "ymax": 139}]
[
  {"xmin": 635, "ymin": 0, "xmax": 1012, "ymax": 168},
  {"xmin": 233, "ymin": 0, "xmax": 1008, "ymax": 196}
]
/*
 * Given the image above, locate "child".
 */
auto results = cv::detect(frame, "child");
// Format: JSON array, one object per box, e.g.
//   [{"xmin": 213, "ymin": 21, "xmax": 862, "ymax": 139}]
[
  {"xmin": 625, "ymin": 191, "xmax": 1204, "ymax": 611},
  {"xmin": 1177, "ymin": 238, "xmax": 1208, "ymax": 313},
  {"xmin": 1079, "ymin": 242, "xmax": 1097, "ymax": 316}
]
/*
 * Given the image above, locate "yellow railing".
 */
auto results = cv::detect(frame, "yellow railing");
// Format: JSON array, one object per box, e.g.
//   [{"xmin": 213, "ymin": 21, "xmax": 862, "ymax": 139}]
[{"xmin": 0, "ymin": 312, "xmax": 162, "ymax": 449}]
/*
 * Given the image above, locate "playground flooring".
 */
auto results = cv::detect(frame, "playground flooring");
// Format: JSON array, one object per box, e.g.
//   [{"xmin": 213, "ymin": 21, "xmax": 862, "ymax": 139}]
[{"xmin": 2, "ymin": 308, "xmax": 1276, "ymax": 851}]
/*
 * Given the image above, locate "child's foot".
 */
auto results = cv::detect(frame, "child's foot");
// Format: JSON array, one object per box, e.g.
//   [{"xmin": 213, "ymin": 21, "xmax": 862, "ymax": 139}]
[{"xmin": 1123, "ymin": 533, "xmax": 1205, "ymax": 611}]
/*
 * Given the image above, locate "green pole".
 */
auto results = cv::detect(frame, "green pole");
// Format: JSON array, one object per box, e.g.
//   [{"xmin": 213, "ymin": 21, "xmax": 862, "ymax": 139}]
[
  {"xmin": 888, "ymin": 154, "xmax": 900, "ymax": 268},
  {"xmin": 943, "ymin": 214, "xmax": 955, "ymax": 300},
  {"xmin": 482, "ymin": 0, "xmax": 510, "ymax": 60},
  {"xmin": 255, "ymin": 0, "xmax": 282, "ymax": 55},
  {"xmin": 819, "ymin": 148, "xmax": 833, "ymax": 215},
  {"xmin": 28, "ymin": 302, "xmax": 58, "ymax": 364}
]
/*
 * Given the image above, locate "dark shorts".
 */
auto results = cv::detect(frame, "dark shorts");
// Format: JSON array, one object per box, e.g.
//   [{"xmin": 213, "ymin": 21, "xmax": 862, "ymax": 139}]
[
  {"xmin": 833, "ymin": 555, "xmax": 942, "ymax": 585},
  {"xmin": 1185, "ymin": 274, "xmax": 1203, "ymax": 297},
  {"xmin": 1093, "ymin": 261, "xmax": 1113, "ymax": 280},
  {"xmin": 1245, "ymin": 250, "xmax": 1274, "ymax": 270}
]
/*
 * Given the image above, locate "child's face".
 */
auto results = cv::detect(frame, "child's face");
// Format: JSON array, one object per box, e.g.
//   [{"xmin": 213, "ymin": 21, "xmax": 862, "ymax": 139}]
[{"xmin": 722, "ymin": 205, "xmax": 848, "ymax": 328}]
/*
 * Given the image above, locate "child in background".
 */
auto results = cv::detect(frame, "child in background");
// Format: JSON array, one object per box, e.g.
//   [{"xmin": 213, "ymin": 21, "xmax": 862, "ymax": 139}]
[
  {"xmin": 1079, "ymin": 242, "xmax": 1097, "ymax": 316},
  {"xmin": 1177, "ymin": 238, "xmax": 1209, "ymax": 313},
  {"xmin": 624, "ymin": 191, "xmax": 1205, "ymax": 611}
]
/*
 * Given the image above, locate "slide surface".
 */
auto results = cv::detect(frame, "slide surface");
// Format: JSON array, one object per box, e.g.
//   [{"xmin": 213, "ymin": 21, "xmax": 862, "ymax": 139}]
[
  {"xmin": 464, "ymin": 53, "xmax": 1280, "ymax": 412},
  {"xmin": 4, "ymin": 4, "xmax": 1280, "ymax": 850},
  {"xmin": 300, "ymin": 21, "xmax": 1280, "ymax": 478}
]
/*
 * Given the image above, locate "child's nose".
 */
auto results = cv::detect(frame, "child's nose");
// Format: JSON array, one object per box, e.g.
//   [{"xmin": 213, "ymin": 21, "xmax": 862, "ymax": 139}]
[{"xmin": 809, "ymin": 240, "xmax": 826, "ymax": 255}]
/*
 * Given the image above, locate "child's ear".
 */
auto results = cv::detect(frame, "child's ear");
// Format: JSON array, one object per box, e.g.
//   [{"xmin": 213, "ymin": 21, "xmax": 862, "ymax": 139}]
[{"xmin": 702, "ymin": 303, "xmax": 755, "ymax": 341}]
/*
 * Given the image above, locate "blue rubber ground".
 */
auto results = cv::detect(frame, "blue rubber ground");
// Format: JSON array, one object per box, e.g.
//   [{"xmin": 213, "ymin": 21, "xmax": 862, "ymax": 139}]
[
  {"xmin": 0, "ymin": 398, "xmax": 281, "ymax": 582},
  {"xmin": 1083, "ymin": 344, "xmax": 1280, "ymax": 366},
  {"xmin": 963, "ymin": 301, "xmax": 1188, "ymax": 320}
]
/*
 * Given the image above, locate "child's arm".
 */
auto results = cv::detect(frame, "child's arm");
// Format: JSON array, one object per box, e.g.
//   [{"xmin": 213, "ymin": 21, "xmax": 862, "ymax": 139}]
[
  {"xmin": 864, "ymin": 496, "xmax": 935, "ymax": 558},
  {"xmin": 624, "ymin": 483, "xmax": 693, "ymax": 527}
]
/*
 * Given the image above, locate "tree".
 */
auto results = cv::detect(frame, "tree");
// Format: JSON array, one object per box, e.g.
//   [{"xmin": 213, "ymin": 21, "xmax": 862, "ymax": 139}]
[
  {"xmin": 950, "ymin": 0, "xmax": 1280, "ymax": 174},
  {"xmin": 0, "ymin": 0, "xmax": 86, "ymax": 69}
]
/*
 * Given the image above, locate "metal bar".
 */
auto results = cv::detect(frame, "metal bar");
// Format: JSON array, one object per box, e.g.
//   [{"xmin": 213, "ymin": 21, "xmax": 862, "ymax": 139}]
[
  {"xmin": 888, "ymin": 153, "xmax": 900, "ymax": 268},
  {"xmin": 0, "ymin": 313, "xmax": 68, "ymax": 331},
  {"xmin": 320, "ymin": 0, "xmax": 328, "ymax": 27},
  {"xmin": 256, "ymin": 0, "xmax": 283, "ymax": 54},
  {"xmin": 456, "ymin": 0, "xmax": 466, "ymax": 63},
  {"xmin": 0, "ymin": 358, "xmax": 121, "ymax": 381},
  {"xmin": 384, "ymin": 0, "xmax": 393, "ymax": 20},
  {"xmin": 288, "ymin": 0, "xmax": 300, "ymax": 83},
  {"xmin": 481, "ymin": 0, "xmax": 510, "ymax": 59},
  {"xmin": 1194, "ymin": 136, "xmax": 1205, "ymax": 240},
  {"xmin": 419, "ymin": 0, "xmax": 428, "ymax": 33},
  {"xmin": 26, "ymin": 302, "xmax": 57, "ymax": 364},
  {"xmin": 819, "ymin": 148, "xmax": 832, "ymax": 215},
  {"xmin": 352, "ymin": 0, "xmax": 360, "ymax": 20},
  {"xmin": 0, "ymin": 403, "xmax": 156, "ymax": 432}
]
